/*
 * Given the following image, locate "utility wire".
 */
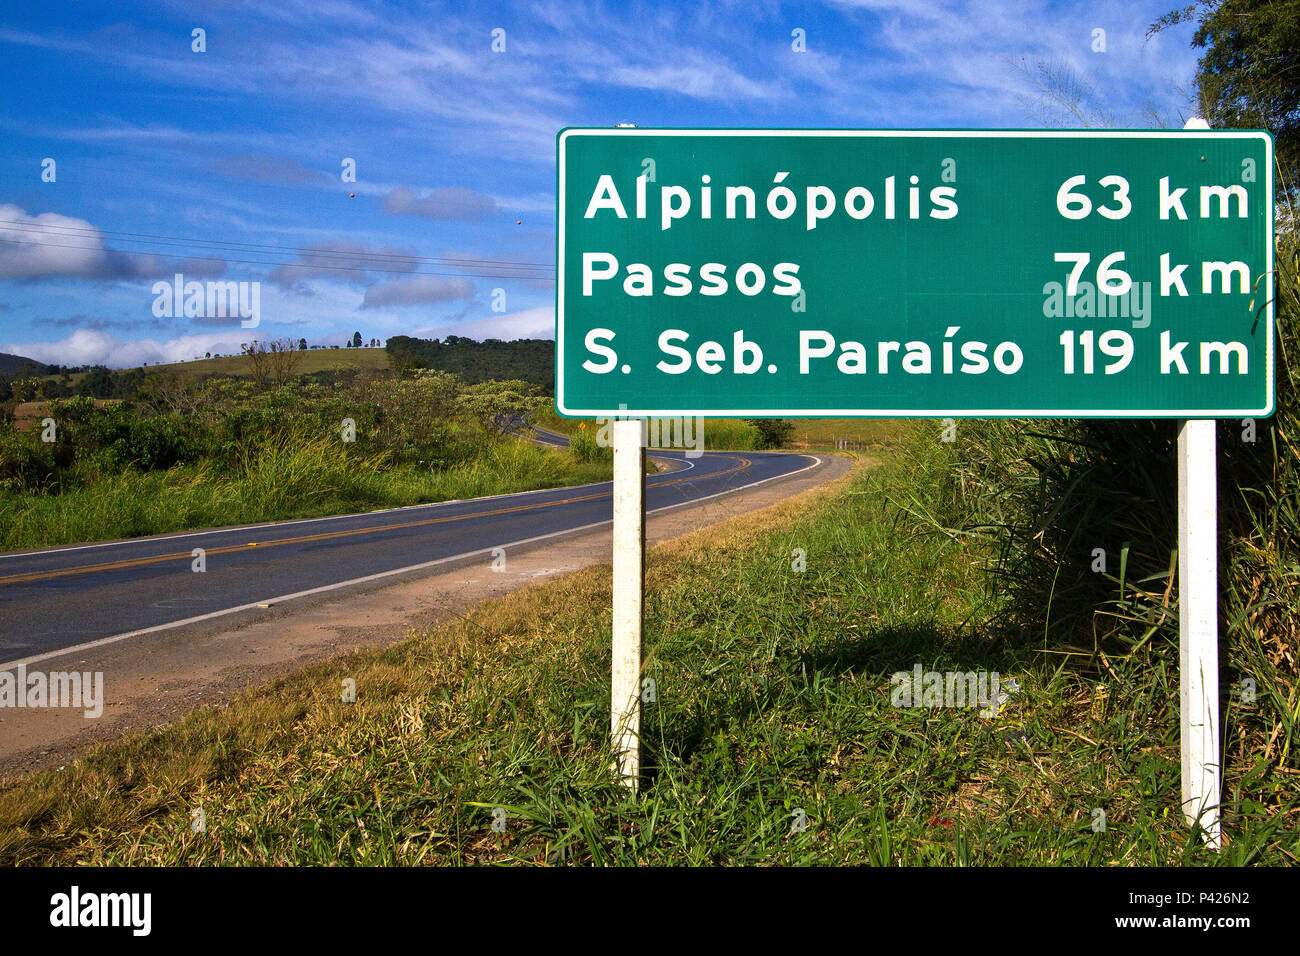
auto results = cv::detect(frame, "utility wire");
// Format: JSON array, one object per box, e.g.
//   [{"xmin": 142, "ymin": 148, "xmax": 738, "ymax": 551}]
[
  {"xmin": 0, "ymin": 218, "xmax": 555, "ymax": 273},
  {"xmin": 0, "ymin": 236, "xmax": 556, "ymax": 281}
]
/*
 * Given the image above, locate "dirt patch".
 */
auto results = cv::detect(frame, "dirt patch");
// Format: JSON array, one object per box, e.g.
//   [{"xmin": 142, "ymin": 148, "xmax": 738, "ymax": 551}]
[{"xmin": 11, "ymin": 399, "xmax": 120, "ymax": 430}]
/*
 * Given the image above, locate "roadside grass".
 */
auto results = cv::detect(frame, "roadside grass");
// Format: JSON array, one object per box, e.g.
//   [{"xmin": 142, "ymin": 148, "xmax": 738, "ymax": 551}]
[
  {"xmin": 538, "ymin": 408, "xmax": 906, "ymax": 451},
  {"xmin": 782, "ymin": 418, "xmax": 905, "ymax": 449},
  {"xmin": 0, "ymin": 437, "xmax": 613, "ymax": 551},
  {"xmin": 2, "ymin": 432, "xmax": 1293, "ymax": 864},
  {"xmin": 537, "ymin": 408, "xmax": 760, "ymax": 449}
]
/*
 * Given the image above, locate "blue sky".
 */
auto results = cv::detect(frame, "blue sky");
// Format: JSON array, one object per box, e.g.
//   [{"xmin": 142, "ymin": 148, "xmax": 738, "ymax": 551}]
[{"xmin": 0, "ymin": 0, "xmax": 1202, "ymax": 368}]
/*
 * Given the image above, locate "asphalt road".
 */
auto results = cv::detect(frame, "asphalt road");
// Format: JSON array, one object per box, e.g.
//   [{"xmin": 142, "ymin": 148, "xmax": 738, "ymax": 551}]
[{"xmin": 0, "ymin": 429, "xmax": 818, "ymax": 667}]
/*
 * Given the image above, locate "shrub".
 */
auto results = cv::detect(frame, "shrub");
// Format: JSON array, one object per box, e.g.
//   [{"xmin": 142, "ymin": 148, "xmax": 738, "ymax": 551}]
[
  {"xmin": 919, "ymin": 235, "xmax": 1299, "ymax": 794},
  {"xmin": 113, "ymin": 415, "xmax": 209, "ymax": 470},
  {"xmin": 745, "ymin": 418, "xmax": 795, "ymax": 449},
  {"xmin": 568, "ymin": 426, "xmax": 610, "ymax": 463},
  {"xmin": 0, "ymin": 423, "xmax": 57, "ymax": 491}
]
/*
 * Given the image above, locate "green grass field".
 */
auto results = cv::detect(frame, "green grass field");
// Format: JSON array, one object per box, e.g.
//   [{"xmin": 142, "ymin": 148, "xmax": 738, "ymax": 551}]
[
  {"xmin": 3, "ymin": 429, "xmax": 1291, "ymax": 864},
  {"xmin": 145, "ymin": 347, "xmax": 391, "ymax": 379}
]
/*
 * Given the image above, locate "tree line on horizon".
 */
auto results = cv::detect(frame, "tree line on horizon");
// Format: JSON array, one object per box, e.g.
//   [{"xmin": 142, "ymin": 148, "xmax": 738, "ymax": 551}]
[{"xmin": 385, "ymin": 335, "xmax": 555, "ymax": 391}]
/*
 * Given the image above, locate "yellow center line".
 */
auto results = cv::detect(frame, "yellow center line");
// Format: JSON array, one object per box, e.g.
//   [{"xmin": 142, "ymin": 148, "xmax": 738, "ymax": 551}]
[{"xmin": 0, "ymin": 455, "xmax": 752, "ymax": 586}]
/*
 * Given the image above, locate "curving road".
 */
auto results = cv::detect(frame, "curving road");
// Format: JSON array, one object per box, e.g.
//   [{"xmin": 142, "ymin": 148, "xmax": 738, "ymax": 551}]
[{"xmin": 0, "ymin": 429, "xmax": 820, "ymax": 668}]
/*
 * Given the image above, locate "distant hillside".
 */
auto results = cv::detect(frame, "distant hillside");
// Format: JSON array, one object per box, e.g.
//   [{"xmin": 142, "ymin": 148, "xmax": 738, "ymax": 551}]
[
  {"xmin": 142, "ymin": 347, "xmax": 390, "ymax": 380},
  {"xmin": 16, "ymin": 347, "xmax": 391, "ymax": 400},
  {"xmin": 0, "ymin": 352, "xmax": 55, "ymax": 378},
  {"xmin": 386, "ymin": 335, "xmax": 554, "ymax": 389}
]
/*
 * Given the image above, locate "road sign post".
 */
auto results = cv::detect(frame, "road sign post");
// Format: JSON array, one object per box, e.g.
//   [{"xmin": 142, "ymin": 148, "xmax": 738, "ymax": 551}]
[
  {"xmin": 1177, "ymin": 417, "xmax": 1221, "ymax": 846},
  {"xmin": 611, "ymin": 417, "xmax": 645, "ymax": 790},
  {"xmin": 1175, "ymin": 119, "xmax": 1222, "ymax": 849}
]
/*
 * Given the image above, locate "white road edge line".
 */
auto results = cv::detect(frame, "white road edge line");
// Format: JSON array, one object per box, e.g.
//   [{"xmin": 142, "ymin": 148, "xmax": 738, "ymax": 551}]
[{"xmin": 1, "ymin": 455, "xmax": 822, "ymax": 670}]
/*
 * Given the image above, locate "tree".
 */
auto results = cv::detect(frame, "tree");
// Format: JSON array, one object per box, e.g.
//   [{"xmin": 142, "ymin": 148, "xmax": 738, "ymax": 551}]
[
  {"xmin": 457, "ymin": 379, "xmax": 539, "ymax": 440},
  {"xmin": 299, "ymin": 338, "xmax": 308, "ymax": 351},
  {"xmin": 135, "ymin": 370, "xmax": 205, "ymax": 418},
  {"xmin": 1152, "ymin": 1, "xmax": 1300, "ymax": 203},
  {"xmin": 352, "ymin": 331, "xmax": 363, "ymax": 348},
  {"xmin": 745, "ymin": 418, "xmax": 794, "ymax": 449},
  {"xmin": 241, "ymin": 339, "xmax": 302, "ymax": 389},
  {"xmin": 75, "ymin": 365, "xmax": 113, "ymax": 399},
  {"xmin": 11, "ymin": 376, "xmax": 41, "ymax": 402}
]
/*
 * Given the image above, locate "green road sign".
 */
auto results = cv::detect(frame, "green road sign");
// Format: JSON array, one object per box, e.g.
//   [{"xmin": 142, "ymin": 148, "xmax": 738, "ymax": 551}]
[{"xmin": 556, "ymin": 128, "xmax": 1274, "ymax": 418}]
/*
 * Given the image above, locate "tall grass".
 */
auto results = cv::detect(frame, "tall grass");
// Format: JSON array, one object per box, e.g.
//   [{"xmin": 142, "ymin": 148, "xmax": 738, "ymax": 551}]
[
  {"xmin": 697, "ymin": 419, "xmax": 763, "ymax": 449},
  {"xmin": 0, "ymin": 433, "xmax": 613, "ymax": 551},
  {"xmin": 1218, "ymin": 239, "xmax": 1300, "ymax": 778},
  {"xmin": 909, "ymin": 235, "xmax": 1300, "ymax": 822}
]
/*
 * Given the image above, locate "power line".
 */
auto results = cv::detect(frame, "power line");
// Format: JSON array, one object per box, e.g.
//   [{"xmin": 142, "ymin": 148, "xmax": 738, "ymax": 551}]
[
  {"xmin": 0, "ymin": 218, "xmax": 555, "ymax": 273},
  {"xmin": 0, "ymin": 221, "xmax": 553, "ymax": 273},
  {"xmin": 0, "ymin": 218, "xmax": 555, "ymax": 269},
  {"xmin": 0, "ymin": 238, "xmax": 553, "ymax": 282}
]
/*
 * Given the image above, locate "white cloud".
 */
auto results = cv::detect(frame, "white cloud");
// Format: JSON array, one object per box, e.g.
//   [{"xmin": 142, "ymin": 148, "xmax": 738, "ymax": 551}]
[
  {"xmin": 4, "ymin": 304, "xmax": 557, "ymax": 369},
  {"xmin": 0, "ymin": 205, "xmax": 230, "ymax": 282},
  {"xmin": 568, "ymin": 39, "xmax": 788, "ymax": 102},
  {"xmin": 408, "ymin": 305, "xmax": 555, "ymax": 341},
  {"xmin": 361, "ymin": 275, "xmax": 476, "ymax": 308},
  {"xmin": 1, "ymin": 328, "xmax": 254, "ymax": 368},
  {"xmin": 824, "ymin": 0, "xmax": 1199, "ymax": 126},
  {"xmin": 268, "ymin": 240, "xmax": 420, "ymax": 286},
  {"xmin": 383, "ymin": 186, "xmax": 498, "ymax": 220},
  {"xmin": 0, "ymin": 205, "xmax": 156, "ymax": 280}
]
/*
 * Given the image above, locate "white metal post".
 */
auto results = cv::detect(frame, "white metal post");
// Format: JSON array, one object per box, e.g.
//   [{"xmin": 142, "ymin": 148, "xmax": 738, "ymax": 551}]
[
  {"xmin": 611, "ymin": 417, "xmax": 645, "ymax": 790},
  {"xmin": 1178, "ymin": 418, "xmax": 1221, "ymax": 848},
  {"xmin": 1174, "ymin": 116, "xmax": 1221, "ymax": 850}
]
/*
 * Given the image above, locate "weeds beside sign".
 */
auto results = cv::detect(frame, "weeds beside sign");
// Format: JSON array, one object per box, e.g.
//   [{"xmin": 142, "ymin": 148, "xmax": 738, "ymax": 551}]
[{"xmin": 556, "ymin": 129, "xmax": 1274, "ymax": 418}]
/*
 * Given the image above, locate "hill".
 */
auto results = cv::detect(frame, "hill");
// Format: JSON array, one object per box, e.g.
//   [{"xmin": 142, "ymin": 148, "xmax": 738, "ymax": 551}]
[
  {"xmin": 12, "ymin": 338, "xmax": 551, "ymax": 403},
  {"xmin": 0, "ymin": 352, "xmax": 55, "ymax": 378},
  {"xmin": 141, "ymin": 346, "xmax": 391, "ymax": 380},
  {"xmin": 10, "ymin": 347, "xmax": 390, "ymax": 402}
]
